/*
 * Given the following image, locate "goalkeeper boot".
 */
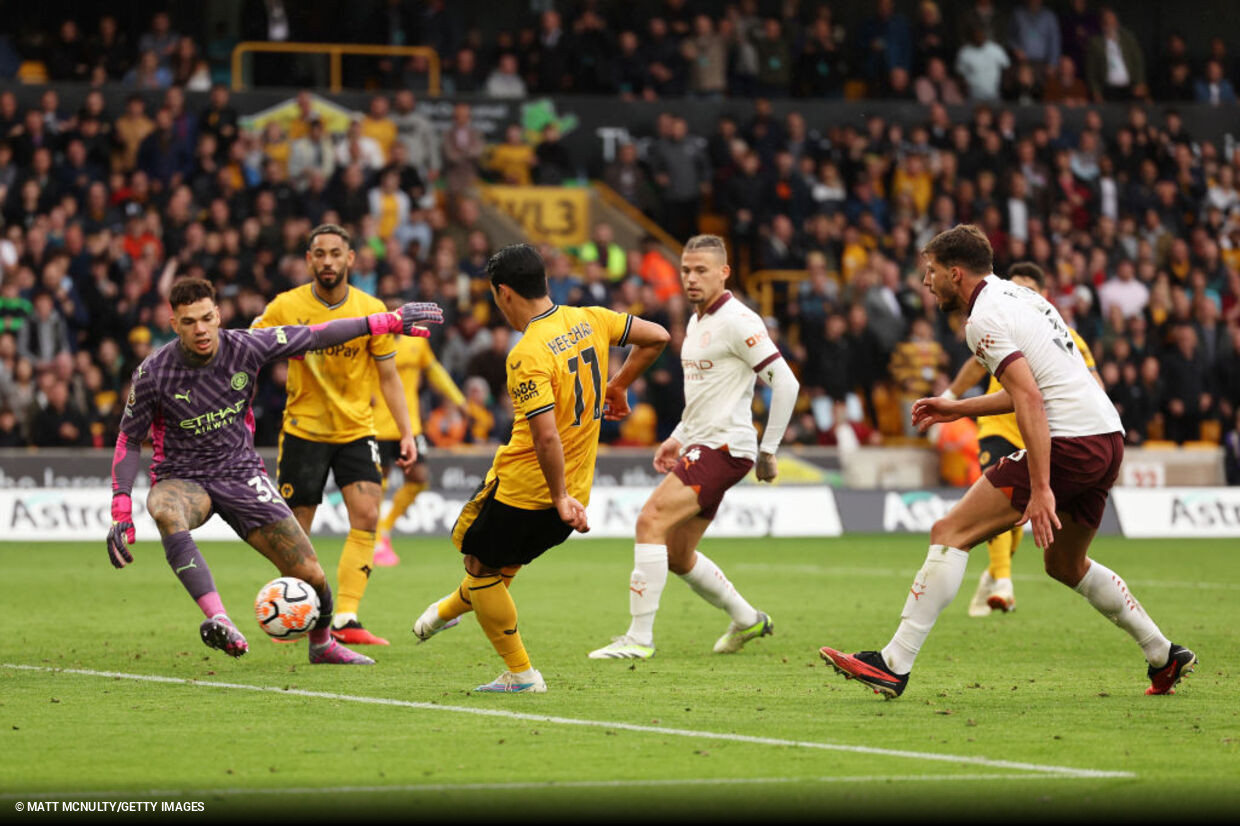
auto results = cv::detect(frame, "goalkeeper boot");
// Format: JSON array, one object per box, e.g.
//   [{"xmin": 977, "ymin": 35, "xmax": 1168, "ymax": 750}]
[
  {"xmin": 200, "ymin": 616, "xmax": 248, "ymax": 658},
  {"xmin": 1145, "ymin": 644, "xmax": 1197, "ymax": 695},
  {"xmin": 412, "ymin": 601, "xmax": 460, "ymax": 643},
  {"xmin": 819, "ymin": 647, "xmax": 909, "ymax": 699},
  {"xmin": 713, "ymin": 611, "xmax": 774, "ymax": 654},
  {"xmin": 309, "ymin": 639, "xmax": 375, "ymax": 665},
  {"xmin": 587, "ymin": 635, "xmax": 655, "ymax": 659},
  {"xmin": 474, "ymin": 669, "xmax": 547, "ymax": 693}
]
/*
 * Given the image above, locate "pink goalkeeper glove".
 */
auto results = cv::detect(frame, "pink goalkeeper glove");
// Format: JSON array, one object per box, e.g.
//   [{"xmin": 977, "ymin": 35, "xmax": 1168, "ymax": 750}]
[
  {"xmin": 107, "ymin": 494, "xmax": 136, "ymax": 569},
  {"xmin": 367, "ymin": 302, "xmax": 444, "ymax": 337}
]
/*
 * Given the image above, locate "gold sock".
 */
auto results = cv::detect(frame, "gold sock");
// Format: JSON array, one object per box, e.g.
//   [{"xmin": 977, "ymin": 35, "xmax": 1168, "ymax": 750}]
[
  {"xmin": 500, "ymin": 565, "xmax": 521, "ymax": 588},
  {"xmin": 466, "ymin": 572, "xmax": 531, "ymax": 673},
  {"xmin": 438, "ymin": 583, "xmax": 473, "ymax": 621},
  {"xmin": 1010, "ymin": 525, "xmax": 1024, "ymax": 557},
  {"xmin": 987, "ymin": 530, "xmax": 1014, "ymax": 581},
  {"xmin": 336, "ymin": 528, "xmax": 376, "ymax": 616},
  {"xmin": 379, "ymin": 482, "xmax": 427, "ymax": 536}
]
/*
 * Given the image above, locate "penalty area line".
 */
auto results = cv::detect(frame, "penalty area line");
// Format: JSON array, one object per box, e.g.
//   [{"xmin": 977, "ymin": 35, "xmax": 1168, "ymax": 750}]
[{"xmin": 3, "ymin": 663, "xmax": 1134, "ymax": 780}]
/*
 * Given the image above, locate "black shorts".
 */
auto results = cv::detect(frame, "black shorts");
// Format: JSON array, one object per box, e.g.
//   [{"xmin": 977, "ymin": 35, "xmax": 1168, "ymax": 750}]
[
  {"xmin": 450, "ymin": 477, "xmax": 574, "ymax": 569},
  {"xmin": 377, "ymin": 434, "xmax": 430, "ymax": 472},
  {"xmin": 978, "ymin": 435, "xmax": 1021, "ymax": 472},
  {"xmin": 276, "ymin": 431, "xmax": 383, "ymax": 508}
]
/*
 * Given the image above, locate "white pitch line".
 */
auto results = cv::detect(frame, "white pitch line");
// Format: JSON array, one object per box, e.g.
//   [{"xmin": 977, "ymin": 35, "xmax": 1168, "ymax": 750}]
[
  {"xmin": 0, "ymin": 773, "xmax": 1106, "ymax": 801},
  {"xmin": 4, "ymin": 664, "xmax": 1132, "ymax": 780},
  {"xmin": 731, "ymin": 562, "xmax": 1240, "ymax": 591}
]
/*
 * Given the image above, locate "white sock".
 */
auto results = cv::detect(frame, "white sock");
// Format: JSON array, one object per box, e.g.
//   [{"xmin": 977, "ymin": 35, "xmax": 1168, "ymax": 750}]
[
  {"xmin": 881, "ymin": 545, "xmax": 970, "ymax": 675},
  {"xmin": 680, "ymin": 551, "xmax": 760, "ymax": 627},
  {"xmin": 625, "ymin": 543, "xmax": 668, "ymax": 645},
  {"xmin": 331, "ymin": 611, "xmax": 357, "ymax": 629},
  {"xmin": 1073, "ymin": 559, "xmax": 1171, "ymax": 666}
]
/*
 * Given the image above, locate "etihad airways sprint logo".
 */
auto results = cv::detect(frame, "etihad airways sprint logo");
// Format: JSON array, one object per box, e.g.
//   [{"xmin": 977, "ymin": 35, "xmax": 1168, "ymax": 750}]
[{"xmin": 180, "ymin": 400, "xmax": 247, "ymax": 434}]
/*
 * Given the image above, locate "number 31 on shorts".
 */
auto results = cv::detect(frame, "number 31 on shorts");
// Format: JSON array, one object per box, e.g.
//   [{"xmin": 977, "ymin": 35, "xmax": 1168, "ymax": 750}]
[{"xmin": 247, "ymin": 474, "xmax": 282, "ymax": 502}]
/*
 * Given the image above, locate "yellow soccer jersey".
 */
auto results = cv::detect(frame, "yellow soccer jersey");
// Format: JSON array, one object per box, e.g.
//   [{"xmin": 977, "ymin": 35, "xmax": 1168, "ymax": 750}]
[
  {"xmin": 486, "ymin": 304, "xmax": 633, "ymax": 510},
  {"xmin": 977, "ymin": 327, "xmax": 1096, "ymax": 448},
  {"xmin": 373, "ymin": 336, "xmax": 464, "ymax": 440},
  {"xmin": 252, "ymin": 284, "xmax": 395, "ymax": 444}
]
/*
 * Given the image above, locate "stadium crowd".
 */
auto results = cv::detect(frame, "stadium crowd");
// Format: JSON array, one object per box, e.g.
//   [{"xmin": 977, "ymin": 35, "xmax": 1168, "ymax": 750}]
[{"xmin": 0, "ymin": 2, "xmax": 1239, "ymax": 486}]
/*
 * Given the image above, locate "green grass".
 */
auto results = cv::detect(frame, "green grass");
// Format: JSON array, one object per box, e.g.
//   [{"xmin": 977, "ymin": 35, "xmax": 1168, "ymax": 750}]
[{"xmin": 1, "ymin": 535, "xmax": 1237, "ymax": 820}]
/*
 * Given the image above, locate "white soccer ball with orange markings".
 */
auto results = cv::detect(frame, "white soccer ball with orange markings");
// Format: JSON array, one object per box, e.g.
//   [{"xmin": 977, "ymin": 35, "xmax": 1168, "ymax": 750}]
[{"xmin": 254, "ymin": 577, "xmax": 320, "ymax": 640}]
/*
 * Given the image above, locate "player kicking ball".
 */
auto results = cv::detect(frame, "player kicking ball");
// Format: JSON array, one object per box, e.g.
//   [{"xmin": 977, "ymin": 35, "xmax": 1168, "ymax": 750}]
[
  {"xmin": 819, "ymin": 225, "xmax": 1196, "ymax": 698},
  {"xmin": 411, "ymin": 244, "xmax": 668, "ymax": 692},
  {"xmin": 107, "ymin": 277, "xmax": 442, "ymax": 664},
  {"xmin": 588, "ymin": 234, "xmax": 799, "ymax": 661}
]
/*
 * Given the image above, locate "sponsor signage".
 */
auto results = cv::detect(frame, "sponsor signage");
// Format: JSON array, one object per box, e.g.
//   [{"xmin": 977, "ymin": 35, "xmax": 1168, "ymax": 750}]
[
  {"xmin": 0, "ymin": 485, "xmax": 843, "ymax": 541},
  {"xmin": 479, "ymin": 185, "xmax": 590, "ymax": 246},
  {"xmin": 1112, "ymin": 488, "xmax": 1240, "ymax": 537}
]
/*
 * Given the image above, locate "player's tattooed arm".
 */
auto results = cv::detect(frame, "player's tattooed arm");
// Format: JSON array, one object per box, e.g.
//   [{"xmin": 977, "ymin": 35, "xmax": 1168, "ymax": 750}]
[
  {"xmin": 146, "ymin": 480, "xmax": 213, "ymax": 538},
  {"xmin": 248, "ymin": 515, "xmax": 320, "ymax": 577}
]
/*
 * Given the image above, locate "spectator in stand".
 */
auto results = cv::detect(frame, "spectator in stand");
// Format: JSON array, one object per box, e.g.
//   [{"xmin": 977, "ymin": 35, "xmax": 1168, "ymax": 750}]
[
  {"xmin": 614, "ymin": 29, "xmax": 652, "ymax": 100},
  {"xmin": 391, "ymin": 90, "xmax": 440, "ymax": 183},
  {"xmin": 485, "ymin": 53, "xmax": 527, "ymax": 99},
  {"xmin": 1085, "ymin": 6, "xmax": 1146, "ymax": 102},
  {"xmin": 441, "ymin": 103, "xmax": 484, "ymax": 198},
  {"xmin": 30, "ymin": 378, "xmax": 88, "ymax": 447},
  {"xmin": 1009, "ymin": 0, "xmax": 1060, "ymax": 77},
  {"xmin": 643, "ymin": 17, "xmax": 687, "ymax": 98},
  {"xmin": 360, "ymin": 96, "xmax": 397, "ymax": 163},
  {"xmin": 1044, "ymin": 55, "xmax": 1090, "ymax": 105},
  {"xmin": 915, "ymin": 57, "xmax": 966, "ymax": 105},
  {"xmin": 287, "ymin": 115, "xmax": 335, "ymax": 190},
  {"xmin": 18, "ymin": 291, "xmax": 73, "ymax": 367},
  {"xmin": 912, "ymin": 1, "xmax": 951, "ymax": 76},
  {"xmin": 754, "ymin": 17, "xmax": 792, "ymax": 97},
  {"xmin": 487, "ymin": 123, "xmax": 536, "ymax": 186},
  {"xmin": 649, "ymin": 116, "xmax": 710, "ymax": 241},
  {"xmin": 1162, "ymin": 324, "xmax": 1214, "ymax": 443},
  {"xmin": 533, "ymin": 122, "xmax": 574, "ymax": 186},
  {"xmin": 1154, "ymin": 33, "xmax": 1195, "ymax": 102},
  {"xmin": 112, "ymin": 95, "xmax": 154, "ymax": 173},
  {"xmin": 686, "ymin": 14, "xmax": 728, "ymax": 99},
  {"xmin": 956, "ymin": 25, "xmax": 1010, "ymax": 101},
  {"xmin": 858, "ymin": 0, "xmax": 913, "ymax": 92},
  {"xmin": 125, "ymin": 50, "xmax": 173, "ymax": 89},
  {"xmin": 1195, "ymin": 59, "xmax": 1238, "ymax": 106},
  {"xmin": 48, "ymin": 20, "xmax": 90, "ymax": 82},
  {"xmin": 88, "ymin": 14, "xmax": 131, "ymax": 81},
  {"xmin": 795, "ymin": 13, "xmax": 846, "ymax": 98}
]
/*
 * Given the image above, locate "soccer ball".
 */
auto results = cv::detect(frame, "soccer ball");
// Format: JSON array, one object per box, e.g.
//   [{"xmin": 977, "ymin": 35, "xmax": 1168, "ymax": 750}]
[{"xmin": 254, "ymin": 577, "xmax": 321, "ymax": 640}]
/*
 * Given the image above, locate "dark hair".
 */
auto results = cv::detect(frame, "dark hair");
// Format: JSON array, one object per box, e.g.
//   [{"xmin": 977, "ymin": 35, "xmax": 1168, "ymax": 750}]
[
  {"xmin": 485, "ymin": 243, "xmax": 547, "ymax": 299},
  {"xmin": 921, "ymin": 224, "xmax": 993, "ymax": 275},
  {"xmin": 1006, "ymin": 261, "xmax": 1046, "ymax": 288},
  {"xmin": 168, "ymin": 277, "xmax": 216, "ymax": 309},
  {"xmin": 307, "ymin": 223, "xmax": 351, "ymax": 249}
]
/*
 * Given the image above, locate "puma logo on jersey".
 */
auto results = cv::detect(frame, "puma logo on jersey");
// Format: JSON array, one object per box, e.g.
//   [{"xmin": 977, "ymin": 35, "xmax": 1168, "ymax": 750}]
[{"xmin": 174, "ymin": 390, "xmax": 192, "ymax": 403}]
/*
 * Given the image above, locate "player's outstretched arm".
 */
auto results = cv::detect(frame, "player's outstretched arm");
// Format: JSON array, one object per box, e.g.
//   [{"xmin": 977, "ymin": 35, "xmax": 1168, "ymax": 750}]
[
  {"xmin": 252, "ymin": 302, "xmax": 446, "ymax": 362},
  {"xmin": 528, "ymin": 410, "xmax": 589, "ymax": 533},
  {"xmin": 604, "ymin": 317, "xmax": 670, "ymax": 421},
  {"xmin": 911, "ymin": 390, "xmax": 1016, "ymax": 433}
]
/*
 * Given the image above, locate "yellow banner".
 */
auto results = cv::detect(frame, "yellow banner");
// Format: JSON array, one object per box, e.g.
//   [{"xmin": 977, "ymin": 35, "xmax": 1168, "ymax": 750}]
[{"xmin": 480, "ymin": 186, "xmax": 589, "ymax": 246}]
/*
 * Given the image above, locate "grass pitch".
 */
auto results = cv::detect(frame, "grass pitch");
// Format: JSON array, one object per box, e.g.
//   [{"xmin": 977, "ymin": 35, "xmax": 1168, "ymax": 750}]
[{"xmin": 2, "ymin": 534, "xmax": 1237, "ymax": 821}]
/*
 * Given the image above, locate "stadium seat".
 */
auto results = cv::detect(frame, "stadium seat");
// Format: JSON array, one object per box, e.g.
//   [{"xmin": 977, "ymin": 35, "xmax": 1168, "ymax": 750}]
[
  {"xmin": 18, "ymin": 60, "xmax": 47, "ymax": 83},
  {"xmin": 1198, "ymin": 419, "xmax": 1222, "ymax": 442}
]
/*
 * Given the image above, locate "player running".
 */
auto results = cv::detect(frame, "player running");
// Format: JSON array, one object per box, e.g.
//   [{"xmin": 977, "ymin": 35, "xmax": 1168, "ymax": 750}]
[
  {"xmin": 819, "ymin": 225, "xmax": 1196, "ymax": 698},
  {"xmin": 411, "ymin": 243, "xmax": 669, "ymax": 692},
  {"xmin": 106, "ymin": 277, "xmax": 442, "ymax": 664},
  {"xmin": 252, "ymin": 224, "xmax": 416, "ymax": 647},
  {"xmin": 371, "ymin": 308, "xmax": 466, "ymax": 567},
  {"xmin": 941, "ymin": 262, "xmax": 1104, "ymax": 617},
  {"xmin": 588, "ymin": 234, "xmax": 800, "ymax": 660}
]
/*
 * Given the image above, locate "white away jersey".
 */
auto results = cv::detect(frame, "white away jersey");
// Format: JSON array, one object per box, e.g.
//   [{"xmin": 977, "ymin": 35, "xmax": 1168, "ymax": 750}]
[
  {"xmin": 673, "ymin": 292, "xmax": 782, "ymax": 461},
  {"xmin": 966, "ymin": 275, "xmax": 1122, "ymax": 438}
]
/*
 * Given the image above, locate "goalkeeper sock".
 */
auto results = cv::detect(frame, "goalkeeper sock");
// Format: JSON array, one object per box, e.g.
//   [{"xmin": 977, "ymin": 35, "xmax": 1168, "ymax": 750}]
[
  {"xmin": 625, "ymin": 543, "xmax": 668, "ymax": 646},
  {"xmin": 986, "ymin": 531, "xmax": 1013, "ymax": 581},
  {"xmin": 1074, "ymin": 559, "xmax": 1171, "ymax": 666},
  {"xmin": 467, "ymin": 572, "xmax": 531, "ymax": 673},
  {"xmin": 680, "ymin": 551, "xmax": 759, "ymax": 626},
  {"xmin": 379, "ymin": 482, "xmax": 427, "ymax": 536},
  {"xmin": 336, "ymin": 528, "xmax": 376, "ymax": 616},
  {"xmin": 309, "ymin": 582, "xmax": 334, "ymax": 645},
  {"xmin": 881, "ymin": 545, "xmax": 969, "ymax": 675},
  {"xmin": 163, "ymin": 531, "xmax": 219, "ymax": 614}
]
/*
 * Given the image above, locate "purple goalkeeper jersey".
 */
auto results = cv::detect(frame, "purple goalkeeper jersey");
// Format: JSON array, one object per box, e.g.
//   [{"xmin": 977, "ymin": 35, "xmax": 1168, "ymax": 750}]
[{"xmin": 118, "ymin": 326, "xmax": 323, "ymax": 482}]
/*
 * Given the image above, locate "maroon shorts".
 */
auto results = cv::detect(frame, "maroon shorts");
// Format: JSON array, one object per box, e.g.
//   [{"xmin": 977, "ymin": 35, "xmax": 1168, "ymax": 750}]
[
  {"xmin": 983, "ymin": 432, "xmax": 1124, "ymax": 530},
  {"xmin": 671, "ymin": 444, "xmax": 754, "ymax": 520}
]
